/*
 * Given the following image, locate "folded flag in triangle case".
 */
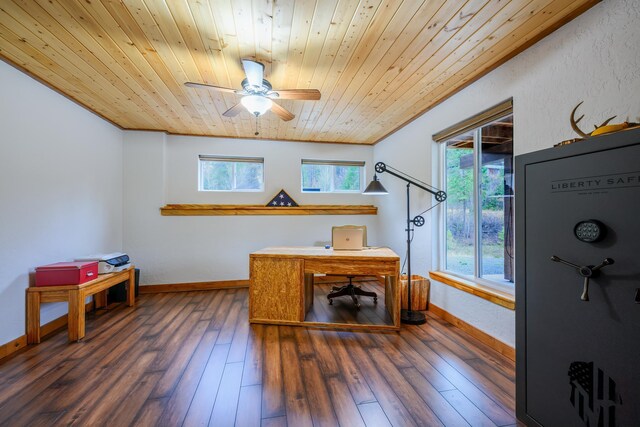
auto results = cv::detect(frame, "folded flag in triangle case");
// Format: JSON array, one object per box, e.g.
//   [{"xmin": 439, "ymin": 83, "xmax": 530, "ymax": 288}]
[{"xmin": 266, "ymin": 189, "xmax": 298, "ymax": 207}]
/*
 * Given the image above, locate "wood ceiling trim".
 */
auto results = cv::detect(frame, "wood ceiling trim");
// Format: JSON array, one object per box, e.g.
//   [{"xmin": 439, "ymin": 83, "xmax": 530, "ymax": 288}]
[
  {"xmin": 96, "ymin": 0, "xmax": 216, "ymax": 132},
  {"xmin": 320, "ymin": 0, "xmax": 482, "ymax": 142},
  {"xmin": 282, "ymin": 0, "xmax": 337, "ymax": 141},
  {"xmin": 99, "ymin": 1, "xmax": 210, "ymax": 132},
  {"xmin": 198, "ymin": 1, "xmax": 247, "ymax": 136},
  {"xmin": 0, "ymin": 55, "xmax": 122, "ymax": 130},
  {"xmin": 296, "ymin": 0, "xmax": 384, "ymax": 142},
  {"xmin": 5, "ymin": 0, "xmax": 185, "ymax": 131},
  {"xmin": 142, "ymin": 0, "xmax": 226, "ymax": 135},
  {"xmin": 350, "ymin": 0, "xmax": 545, "ymax": 141},
  {"xmin": 26, "ymin": 0, "xmax": 173, "ymax": 130},
  {"xmin": 299, "ymin": 0, "xmax": 416, "ymax": 142},
  {"xmin": 0, "ymin": 0, "xmax": 599, "ymax": 144},
  {"xmin": 338, "ymin": 0, "xmax": 497, "ymax": 142},
  {"xmin": 0, "ymin": 22, "xmax": 131, "ymax": 125},
  {"xmin": 370, "ymin": 0, "xmax": 600, "ymax": 144},
  {"xmin": 286, "ymin": 0, "xmax": 352, "ymax": 141},
  {"xmin": 325, "ymin": 0, "xmax": 458, "ymax": 142}
]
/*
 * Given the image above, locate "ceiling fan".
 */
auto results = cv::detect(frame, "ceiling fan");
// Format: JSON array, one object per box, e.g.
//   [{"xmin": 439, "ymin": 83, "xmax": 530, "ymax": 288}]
[{"xmin": 185, "ymin": 59, "xmax": 321, "ymax": 122}]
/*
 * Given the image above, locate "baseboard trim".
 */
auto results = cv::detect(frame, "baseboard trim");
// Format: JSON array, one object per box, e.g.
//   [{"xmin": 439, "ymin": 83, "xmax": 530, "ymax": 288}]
[
  {"xmin": 139, "ymin": 279, "xmax": 250, "ymax": 293},
  {"xmin": 0, "ymin": 301, "xmax": 94, "ymax": 361},
  {"xmin": 139, "ymin": 276, "xmax": 381, "ymax": 294},
  {"xmin": 428, "ymin": 303, "xmax": 515, "ymax": 361},
  {"xmin": 0, "ymin": 335, "xmax": 27, "ymax": 361}
]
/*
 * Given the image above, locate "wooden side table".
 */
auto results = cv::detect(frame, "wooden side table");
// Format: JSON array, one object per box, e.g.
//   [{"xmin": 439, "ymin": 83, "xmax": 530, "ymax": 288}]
[{"xmin": 26, "ymin": 266, "xmax": 135, "ymax": 343}]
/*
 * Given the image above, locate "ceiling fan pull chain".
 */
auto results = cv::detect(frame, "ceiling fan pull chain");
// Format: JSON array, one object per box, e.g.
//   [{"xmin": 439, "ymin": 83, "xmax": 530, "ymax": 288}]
[{"xmin": 255, "ymin": 113, "xmax": 260, "ymax": 136}]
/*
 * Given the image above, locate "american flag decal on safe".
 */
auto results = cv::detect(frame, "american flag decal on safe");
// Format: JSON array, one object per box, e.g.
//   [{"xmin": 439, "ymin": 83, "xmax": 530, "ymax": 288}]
[
  {"xmin": 266, "ymin": 189, "xmax": 298, "ymax": 207},
  {"xmin": 568, "ymin": 361, "xmax": 622, "ymax": 427}
]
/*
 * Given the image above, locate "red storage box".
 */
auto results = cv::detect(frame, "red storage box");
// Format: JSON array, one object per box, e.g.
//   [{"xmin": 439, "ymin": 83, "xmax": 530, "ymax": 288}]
[{"xmin": 35, "ymin": 261, "xmax": 99, "ymax": 287}]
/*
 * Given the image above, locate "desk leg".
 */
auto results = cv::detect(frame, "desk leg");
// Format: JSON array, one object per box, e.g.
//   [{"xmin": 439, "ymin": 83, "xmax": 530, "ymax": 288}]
[
  {"xmin": 94, "ymin": 290, "xmax": 108, "ymax": 309},
  {"xmin": 68, "ymin": 290, "xmax": 85, "ymax": 342},
  {"xmin": 26, "ymin": 292, "xmax": 41, "ymax": 344},
  {"xmin": 304, "ymin": 273, "xmax": 314, "ymax": 315},
  {"xmin": 126, "ymin": 268, "xmax": 135, "ymax": 307},
  {"xmin": 385, "ymin": 274, "xmax": 401, "ymax": 328}
]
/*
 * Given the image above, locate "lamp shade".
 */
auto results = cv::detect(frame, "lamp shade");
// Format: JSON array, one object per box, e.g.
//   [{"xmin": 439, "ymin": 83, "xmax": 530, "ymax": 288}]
[
  {"xmin": 363, "ymin": 175, "xmax": 388, "ymax": 195},
  {"xmin": 241, "ymin": 95, "xmax": 273, "ymax": 116}
]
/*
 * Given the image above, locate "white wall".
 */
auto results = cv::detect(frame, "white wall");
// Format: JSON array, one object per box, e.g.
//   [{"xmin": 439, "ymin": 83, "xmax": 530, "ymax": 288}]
[
  {"xmin": 123, "ymin": 132, "xmax": 377, "ymax": 285},
  {"xmin": 374, "ymin": 0, "xmax": 640, "ymax": 347},
  {"xmin": 0, "ymin": 60, "xmax": 123, "ymax": 344}
]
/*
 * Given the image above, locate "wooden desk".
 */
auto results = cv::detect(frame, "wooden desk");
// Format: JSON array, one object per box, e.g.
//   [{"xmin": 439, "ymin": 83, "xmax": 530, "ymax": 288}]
[
  {"xmin": 249, "ymin": 247, "xmax": 400, "ymax": 331},
  {"xmin": 26, "ymin": 267, "xmax": 135, "ymax": 343}
]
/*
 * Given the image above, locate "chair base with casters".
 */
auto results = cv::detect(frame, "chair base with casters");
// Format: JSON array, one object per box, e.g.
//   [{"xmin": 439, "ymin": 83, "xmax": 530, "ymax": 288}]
[{"xmin": 327, "ymin": 277, "xmax": 377, "ymax": 310}]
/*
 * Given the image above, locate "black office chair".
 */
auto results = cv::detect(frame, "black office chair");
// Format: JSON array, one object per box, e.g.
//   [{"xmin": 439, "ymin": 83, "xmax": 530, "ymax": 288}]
[{"xmin": 327, "ymin": 225, "xmax": 377, "ymax": 310}]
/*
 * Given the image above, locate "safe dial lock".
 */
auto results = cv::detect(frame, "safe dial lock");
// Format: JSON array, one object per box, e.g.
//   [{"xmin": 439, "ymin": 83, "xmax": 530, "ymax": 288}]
[{"xmin": 550, "ymin": 255, "xmax": 614, "ymax": 301}]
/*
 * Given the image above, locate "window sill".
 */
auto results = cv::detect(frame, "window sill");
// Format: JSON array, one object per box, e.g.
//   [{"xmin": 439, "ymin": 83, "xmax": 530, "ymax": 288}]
[
  {"xmin": 160, "ymin": 204, "xmax": 378, "ymax": 216},
  {"xmin": 428, "ymin": 271, "xmax": 515, "ymax": 310}
]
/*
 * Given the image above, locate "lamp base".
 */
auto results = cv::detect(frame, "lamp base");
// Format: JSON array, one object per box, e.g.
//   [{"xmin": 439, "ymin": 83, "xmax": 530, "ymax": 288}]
[{"xmin": 400, "ymin": 309, "xmax": 426, "ymax": 325}]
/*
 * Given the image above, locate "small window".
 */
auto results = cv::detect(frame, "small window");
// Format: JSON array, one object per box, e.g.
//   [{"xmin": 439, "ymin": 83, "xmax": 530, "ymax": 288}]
[
  {"xmin": 199, "ymin": 155, "xmax": 264, "ymax": 192},
  {"xmin": 301, "ymin": 159, "xmax": 365, "ymax": 193}
]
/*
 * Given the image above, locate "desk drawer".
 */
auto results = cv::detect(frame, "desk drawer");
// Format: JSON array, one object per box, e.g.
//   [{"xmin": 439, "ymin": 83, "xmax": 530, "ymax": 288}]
[{"xmin": 304, "ymin": 259, "xmax": 397, "ymax": 276}]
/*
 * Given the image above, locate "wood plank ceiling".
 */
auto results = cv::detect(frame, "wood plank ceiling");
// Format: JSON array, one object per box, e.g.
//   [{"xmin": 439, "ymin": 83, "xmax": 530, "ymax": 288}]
[{"xmin": 0, "ymin": 0, "xmax": 598, "ymax": 144}]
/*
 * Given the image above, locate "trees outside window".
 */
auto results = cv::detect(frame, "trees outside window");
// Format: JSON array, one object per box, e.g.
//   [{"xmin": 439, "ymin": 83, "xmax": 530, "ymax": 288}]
[
  {"xmin": 301, "ymin": 160, "xmax": 364, "ymax": 193},
  {"xmin": 444, "ymin": 114, "xmax": 514, "ymax": 285},
  {"xmin": 199, "ymin": 156, "xmax": 264, "ymax": 192}
]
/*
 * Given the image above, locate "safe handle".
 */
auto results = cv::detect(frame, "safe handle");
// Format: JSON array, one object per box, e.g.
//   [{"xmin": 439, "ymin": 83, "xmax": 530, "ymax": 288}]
[
  {"xmin": 550, "ymin": 256, "xmax": 614, "ymax": 301},
  {"xmin": 550, "ymin": 255, "xmax": 581, "ymax": 270}
]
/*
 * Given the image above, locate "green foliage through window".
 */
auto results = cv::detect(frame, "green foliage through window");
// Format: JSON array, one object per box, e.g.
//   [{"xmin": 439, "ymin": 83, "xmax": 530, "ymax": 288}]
[
  {"xmin": 199, "ymin": 156, "xmax": 264, "ymax": 191},
  {"xmin": 301, "ymin": 160, "xmax": 363, "ymax": 193},
  {"xmin": 444, "ymin": 114, "xmax": 514, "ymax": 284}
]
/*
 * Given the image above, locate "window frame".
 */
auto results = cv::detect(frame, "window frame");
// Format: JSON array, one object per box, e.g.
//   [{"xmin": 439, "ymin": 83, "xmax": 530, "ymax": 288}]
[
  {"xmin": 198, "ymin": 155, "xmax": 265, "ymax": 192},
  {"xmin": 300, "ymin": 159, "xmax": 365, "ymax": 193},
  {"xmin": 436, "ymin": 104, "xmax": 514, "ymax": 292}
]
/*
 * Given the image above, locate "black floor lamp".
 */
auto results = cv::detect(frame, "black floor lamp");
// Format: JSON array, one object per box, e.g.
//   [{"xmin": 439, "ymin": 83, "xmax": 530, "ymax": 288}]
[{"xmin": 363, "ymin": 162, "xmax": 447, "ymax": 325}]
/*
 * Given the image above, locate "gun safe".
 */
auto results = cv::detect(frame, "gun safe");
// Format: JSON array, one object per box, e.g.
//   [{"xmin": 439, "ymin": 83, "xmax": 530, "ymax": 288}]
[{"xmin": 515, "ymin": 127, "xmax": 640, "ymax": 426}]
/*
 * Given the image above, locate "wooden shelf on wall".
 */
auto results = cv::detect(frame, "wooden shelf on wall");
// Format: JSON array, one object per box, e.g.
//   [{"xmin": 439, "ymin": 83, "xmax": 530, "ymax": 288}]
[{"xmin": 160, "ymin": 204, "xmax": 378, "ymax": 216}]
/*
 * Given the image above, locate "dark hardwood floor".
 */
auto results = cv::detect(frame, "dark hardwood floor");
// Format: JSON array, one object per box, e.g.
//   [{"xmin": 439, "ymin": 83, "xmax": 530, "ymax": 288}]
[
  {"xmin": 306, "ymin": 281, "xmax": 393, "ymax": 326},
  {"xmin": 0, "ymin": 284, "xmax": 517, "ymax": 426}
]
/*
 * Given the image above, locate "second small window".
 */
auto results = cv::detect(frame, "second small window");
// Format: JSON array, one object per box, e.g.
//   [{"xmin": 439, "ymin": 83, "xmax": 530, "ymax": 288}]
[{"xmin": 301, "ymin": 159, "xmax": 364, "ymax": 193}]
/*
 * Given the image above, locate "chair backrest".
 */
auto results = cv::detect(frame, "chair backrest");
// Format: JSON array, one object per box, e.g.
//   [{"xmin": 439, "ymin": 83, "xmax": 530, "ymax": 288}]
[{"xmin": 332, "ymin": 225, "xmax": 367, "ymax": 247}]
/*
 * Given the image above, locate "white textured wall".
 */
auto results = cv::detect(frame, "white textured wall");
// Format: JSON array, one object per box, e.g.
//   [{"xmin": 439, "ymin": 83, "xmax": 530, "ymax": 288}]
[
  {"xmin": 123, "ymin": 132, "xmax": 377, "ymax": 285},
  {"xmin": 374, "ymin": 0, "xmax": 640, "ymax": 347},
  {"xmin": 0, "ymin": 60, "xmax": 123, "ymax": 344}
]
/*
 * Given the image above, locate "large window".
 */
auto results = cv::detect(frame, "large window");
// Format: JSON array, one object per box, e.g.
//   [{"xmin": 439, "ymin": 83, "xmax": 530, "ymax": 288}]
[
  {"xmin": 199, "ymin": 155, "xmax": 264, "ymax": 191},
  {"xmin": 301, "ymin": 159, "xmax": 364, "ymax": 193},
  {"xmin": 439, "ymin": 106, "xmax": 514, "ymax": 286}
]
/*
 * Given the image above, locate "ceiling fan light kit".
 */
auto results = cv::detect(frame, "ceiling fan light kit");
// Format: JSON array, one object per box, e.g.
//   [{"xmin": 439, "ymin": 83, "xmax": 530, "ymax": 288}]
[
  {"xmin": 185, "ymin": 58, "xmax": 321, "ymax": 126},
  {"xmin": 241, "ymin": 95, "xmax": 273, "ymax": 116}
]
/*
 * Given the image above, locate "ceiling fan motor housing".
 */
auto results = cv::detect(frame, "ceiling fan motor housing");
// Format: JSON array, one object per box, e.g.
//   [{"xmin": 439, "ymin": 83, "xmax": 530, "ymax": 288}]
[{"xmin": 241, "ymin": 78, "xmax": 272, "ymax": 95}]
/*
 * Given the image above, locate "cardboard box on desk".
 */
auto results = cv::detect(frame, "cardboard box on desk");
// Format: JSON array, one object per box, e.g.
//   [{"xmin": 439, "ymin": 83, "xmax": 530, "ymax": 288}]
[{"xmin": 35, "ymin": 261, "xmax": 99, "ymax": 287}]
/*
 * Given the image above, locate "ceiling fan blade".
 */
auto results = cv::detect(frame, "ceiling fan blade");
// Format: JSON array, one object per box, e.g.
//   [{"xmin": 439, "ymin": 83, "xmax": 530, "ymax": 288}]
[
  {"xmin": 185, "ymin": 81, "xmax": 239, "ymax": 94},
  {"xmin": 241, "ymin": 59, "xmax": 264, "ymax": 87},
  {"xmin": 271, "ymin": 89, "xmax": 321, "ymax": 100},
  {"xmin": 222, "ymin": 103, "xmax": 245, "ymax": 117},
  {"xmin": 270, "ymin": 102, "xmax": 295, "ymax": 121}
]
